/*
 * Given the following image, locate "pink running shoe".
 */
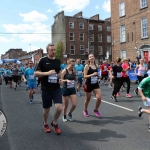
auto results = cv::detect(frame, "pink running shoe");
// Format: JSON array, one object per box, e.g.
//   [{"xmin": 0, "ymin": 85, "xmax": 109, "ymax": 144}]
[
  {"xmin": 83, "ymin": 110, "xmax": 90, "ymax": 117},
  {"xmin": 94, "ymin": 110, "xmax": 102, "ymax": 117},
  {"xmin": 126, "ymin": 94, "xmax": 132, "ymax": 98},
  {"xmin": 116, "ymin": 92, "xmax": 120, "ymax": 97}
]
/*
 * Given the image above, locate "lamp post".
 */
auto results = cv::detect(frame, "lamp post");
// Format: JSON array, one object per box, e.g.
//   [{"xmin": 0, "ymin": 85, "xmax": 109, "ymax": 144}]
[{"xmin": 29, "ymin": 44, "xmax": 31, "ymax": 52}]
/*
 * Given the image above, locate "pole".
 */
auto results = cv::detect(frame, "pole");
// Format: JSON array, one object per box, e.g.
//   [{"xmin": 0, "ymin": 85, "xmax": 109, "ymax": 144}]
[{"xmin": 29, "ymin": 44, "xmax": 31, "ymax": 52}]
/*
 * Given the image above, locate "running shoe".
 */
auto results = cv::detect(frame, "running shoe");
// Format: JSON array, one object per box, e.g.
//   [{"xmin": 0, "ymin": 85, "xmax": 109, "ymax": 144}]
[
  {"xmin": 78, "ymin": 93, "xmax": 82, "ymax": 97},
  {"xmin": 83, "ymin": 110, "xmax": 90, "ymax": 117},
  {"xmin": 14, "ymin": 88, "xmax": 17, "ymax": 91},
  {"xmin": 138, "ymin": 106, "xmax": 143, "ymax": 117},
  {"xmin": 108, "ymin": 85, "xmax": 112, "ymax": 88},
  {"xmin": 110, "ymin": 95, "xmax": 118, "ymax": 102},
  {"xmin": 68, "ymin": 113, "xmax": 73, "ymax": 121},
  {"xmin": 134, "ymin": 90, "xmax": 138, "ymax": 95},
  {"xmin": 26, "ymin": 88, "xmax": 28, "ymax": 91},
  {"xmin": 117, "ymin": 92, "xmax": 120, "ymax": 97},
  {"xmin": 51, "ymin": 121, "xmax": 61, "ymax": 134},
  {"xmin": 148, "ymin": 126, "xmax": 150, "ymax": 132},
  {"xmin": 94, "ymin": 110, "xmax": 102, "ymax": 117},
  {"xmin": 10, "ymin": 85, "xmax": 12, "ymax": 88},
  {"xmin": 43, "ymin": 124, "xmax": 51, "ymax": 133},
  {"xmin": 126, "ymin": 94, "xmax": 132, "ymax": 98},
  {"xmin": 30, "ymin": 100, "xmax": 33, "ymax": 104},
  {"xmin": 62, "ymin": 116, "xmax": 67, "ymax": 122}
]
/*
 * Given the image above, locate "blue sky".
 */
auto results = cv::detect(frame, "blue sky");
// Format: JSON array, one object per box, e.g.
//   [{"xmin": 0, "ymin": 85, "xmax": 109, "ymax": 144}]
[{"xmin": 0, "ymin": 0, "xmax": 110, "ymax": 57}]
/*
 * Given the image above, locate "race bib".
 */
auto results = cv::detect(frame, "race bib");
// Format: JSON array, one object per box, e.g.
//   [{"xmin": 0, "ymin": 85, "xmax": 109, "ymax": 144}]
[
  {"xmin": 104, "ymin": 66, "xmax": 107, "ymax": 71},
  {"xmin": 139, "ymin": 70, "xmax": 144, "ymax": 76},
  {"xmin": 48, "ymin": 74, "xmax": 58, "ymax": 83},
  {"xmin": 77, "ymin": 71, "xmax": 82, "ymax": 75},
  {"xmin": 91, "ymin": 76, "xmax": 98, "ymax": 84},
  {"xmin": 117, "ymin": 72, "xmax": 121, "ymax": 78},
  {"xmin": 67, "ymin": 80, "xmax": 75, "ymax": 88},
  {"xmin": 29, "ymin": 75, "xmax": 35, "ymax": 80}
]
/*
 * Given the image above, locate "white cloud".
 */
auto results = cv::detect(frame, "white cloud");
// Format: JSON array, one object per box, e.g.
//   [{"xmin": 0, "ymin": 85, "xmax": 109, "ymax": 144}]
[
  {"xmin": 54, "ymin": 0, "xmax": 90, "ymax": 12},
  {"xmin": 0, "ymin": 36, "xmax": 10, "ymax": 42},
  {"xmin": 95, "ymin": 5, "xmax": 99, "ymax": 9},
  {"xmin": 19, "ymin": 11, "xmax": 48, "ymax": 22},
  {"xmin": 102, "ymin": 0, "xmax": 110, "ymax": 13},
  {"xmin": 47, "ymin": 9, "xmax": 53, "ymax": 13}
]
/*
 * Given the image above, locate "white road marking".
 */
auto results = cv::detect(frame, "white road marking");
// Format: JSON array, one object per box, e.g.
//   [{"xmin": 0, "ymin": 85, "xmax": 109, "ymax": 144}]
[{"xmin": 93, "ymin": 98, "xmax": 134, "ymax": 112}]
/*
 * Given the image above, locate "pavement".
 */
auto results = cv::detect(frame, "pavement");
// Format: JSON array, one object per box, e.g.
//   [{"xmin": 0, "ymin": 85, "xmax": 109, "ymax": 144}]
[{"xmin": 0, "ymin": 82, "xmax": 150, "ymax": 150}]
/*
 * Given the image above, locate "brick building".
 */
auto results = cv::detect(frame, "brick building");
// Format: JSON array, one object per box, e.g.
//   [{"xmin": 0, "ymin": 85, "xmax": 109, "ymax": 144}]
[
  {"xmin": 111, "ymin": 0, "xmax": 150, "ymax": 61},
  {"xmin": 52, "ymin": 11, "xmax": 111, "ymax": 64},
  {"xmin": 1, "ymin": 49, "xmax": 27, "ymax": 59},
  {"xmin": 18, "ymin": 49, "xmax": 43, "ymax": 65}
]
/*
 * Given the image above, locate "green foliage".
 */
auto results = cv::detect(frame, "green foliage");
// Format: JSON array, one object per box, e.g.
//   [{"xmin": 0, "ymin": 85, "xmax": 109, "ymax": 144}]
[{"xmin": 55, "ymin": 42, "xmax": 63, "ymax": 60}]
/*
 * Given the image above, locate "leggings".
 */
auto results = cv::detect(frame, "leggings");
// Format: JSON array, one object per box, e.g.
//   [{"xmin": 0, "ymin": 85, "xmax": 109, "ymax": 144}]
[
  {"xmin": 4, "ymin": 77, "xmax": 8, "ymax": 85},
  {"xmin": 135, "ymin": 76, "xmax": 144, "ymax": 92},
  {"xmin": 120, "ymin": 77, "xmax": 130, "ymax": 94},
  {"xmin": 112, "ymin": 78, "xmax": 121, "ymax": 96}
]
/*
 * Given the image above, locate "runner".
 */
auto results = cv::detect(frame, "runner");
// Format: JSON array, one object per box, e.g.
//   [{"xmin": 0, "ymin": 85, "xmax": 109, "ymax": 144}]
[
  {"xmin": 34, "ymin": 43, "xmax": 62, "ymax": 134},
  {"xmin": 119, "ymin": 58, "xmax": 132, "ymax": 98},
  {"xmin": 108, "ymin": 61, "xmax": 114, "ymax": 88},
  {"xmin": 0, "ymin": 65, "xmax": 3, "ymax": 85},
  {"xmin": 109, "ymin": 57, "xmax": 123, "ymax": 102},
  {"xmin": 18, "ymin": 65, "xmax": 23, "ymax": 87},
  {"xmin": 134, "ymin": 58, "xmax": 146, "ymax": 95},
  {"xmin": 12, "ymin": 64, "xmax": 19, "ymax": 90},
  {"xmin": 7, "ymin": 65, "xmax": 12, "ymax": 88},
  {"xmin": 3, "ymin": 66, "xmax": 8, "ymax": 87},
  {"xmin": 83, "ymin": 54, "xmax": 102, "ymax": 117},
  {"xmin": 23, "ymin": 60, "xmax": 37, "ymax": 104},
  {"xmin": 138, "ymin": 77, "xmax": 150, "ymax": 132},
  {"xmin": 74, "ymin": 59, "xmax": 84, "ymax": 97},
  {"xmin": 100, "ymin": 60, "xmax": 108, "ymax": 85},
  {"xmin": 61, "ymin": 59, "xmax": 77, "ymax": 122},
  {"xmin": 60, "ymin": 60, "xmax": 67, "ymax": 70}
]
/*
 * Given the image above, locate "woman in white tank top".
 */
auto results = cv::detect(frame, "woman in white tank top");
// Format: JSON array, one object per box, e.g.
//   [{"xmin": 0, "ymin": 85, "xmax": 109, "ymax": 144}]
[{"xmin": 134, "ymin": 58, "xmax": 146, "ymax": 95}]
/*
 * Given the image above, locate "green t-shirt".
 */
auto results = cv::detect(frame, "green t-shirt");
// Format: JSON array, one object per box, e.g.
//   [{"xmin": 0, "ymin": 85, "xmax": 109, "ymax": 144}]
[{"xmin": 138, "ymin": 77, "xmax": 150, "ymax": 98}]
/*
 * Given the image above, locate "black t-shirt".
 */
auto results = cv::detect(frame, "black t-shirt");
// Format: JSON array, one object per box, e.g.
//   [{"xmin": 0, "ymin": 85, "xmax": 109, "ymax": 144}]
[
  {"xmin": 112, "ymin": 65, "xmax": 123, "ymax": 78},
  {"xmin": 36, "ymin": 57, "xmax": 61, "ymax": 91}
]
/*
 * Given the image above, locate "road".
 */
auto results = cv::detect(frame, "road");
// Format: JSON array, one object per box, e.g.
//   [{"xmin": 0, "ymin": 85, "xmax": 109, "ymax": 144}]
[{"xmin": 0, "ymin": 82, "xmax": 150, "ymax": 150}]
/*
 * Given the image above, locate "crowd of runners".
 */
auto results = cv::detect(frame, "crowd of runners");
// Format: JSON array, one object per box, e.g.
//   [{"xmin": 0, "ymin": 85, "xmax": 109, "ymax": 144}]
[{"xmin": 0, "ymin": 43, "xmax": 150, "ymax": 133}]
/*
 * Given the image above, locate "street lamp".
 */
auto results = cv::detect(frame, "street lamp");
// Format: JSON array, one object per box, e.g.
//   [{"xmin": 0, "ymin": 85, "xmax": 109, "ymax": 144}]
[{"xmin": 29, "ymin": 44, "xmax": 31, "ymax": 52}]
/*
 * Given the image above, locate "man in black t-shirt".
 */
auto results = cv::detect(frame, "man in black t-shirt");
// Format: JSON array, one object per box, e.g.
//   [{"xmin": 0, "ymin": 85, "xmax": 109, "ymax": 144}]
[{"xmin": 34, "ymin": 43, "xmax": 62, "ymax": 134}]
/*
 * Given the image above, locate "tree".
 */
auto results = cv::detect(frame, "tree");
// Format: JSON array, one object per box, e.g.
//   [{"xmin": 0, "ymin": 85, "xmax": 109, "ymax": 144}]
[{"xmin": 55, "ymin": 41, "xmax": 63, "ymax": 62}]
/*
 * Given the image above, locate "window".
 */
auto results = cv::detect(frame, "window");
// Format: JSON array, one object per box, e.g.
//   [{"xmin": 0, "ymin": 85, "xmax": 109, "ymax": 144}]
[
  {"xmin": 141, "ymin": 18, "xmax": 148, "ymax": 38},
  {"xmin": 79, "ymin": 33, "xmax": 84, "ymax": 41},
  {"xmin": 140, "ymin": 0, "xmax": 147, "ymax": 8},
  {"xmin": 107, "ymin": 46, "xmax": 111, "ymax": 55},
  {"xmin": 98, "ymin": 25, "xmax": 102, "ymax": 31},
  {"xmin": 120, "ymin": 50, "xmax": 126, "ymax": 58},
  {"xmin": 89, "ymin": 24, "xmax": 94, "ymax": 30},
  {"xmin": 107, "ymin": 26, "xmax": 111, "ymax": 32},
  {"xmin": 107, "ymin": 35, "xmax": 111, "ymax": 43},
  {"xmin": 69, "ymin": 33, "xmax": 74, "ymax": 41},
  {"xmin": 120, "ymin": 25, "xmax": 126, "ymax": 42},
  {"xmin": 119, "ymin": 2, "xmax": 125, "ymax": 17},
  {"xmin": 69, "ymin": 22, "xmax": 74, "ymax": 29},
  {"xmin": 98, "ymin": 46, "xmax": 103, "ymax": 55},
  {"xmin": 70, "ymin": 45, "xmax": 75, "ymax": 55},
  {"xmin": 80, "ymin": 45, "xmax": 84, "ymax": 55},
  {"xmin": 89, "ymin": 45, "xmax": 94, "ymax": 54},
  {"xmin": 89, "ymin": 34, "xmax": 94, "ymax": 42},
  {"xmin": 79, "ymin": 23, "xmax": 84, "ymax": 29},
  {"xmin": 98, "ymin": 34, "xmax": 102, "ymax": 42}
]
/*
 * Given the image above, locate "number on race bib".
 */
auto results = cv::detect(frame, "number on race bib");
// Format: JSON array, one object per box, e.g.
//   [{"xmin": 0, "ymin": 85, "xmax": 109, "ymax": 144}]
[
  {"xmin": 91, "ymin": 76, "xmax": 98, "ymax": 84},
  {"xmin": 48, "ymin": 74, "xmax": 58, "ymax": 83},
  {"xmin": 67, "ymin": 80, "xmax": 75, "ymax": 88}
]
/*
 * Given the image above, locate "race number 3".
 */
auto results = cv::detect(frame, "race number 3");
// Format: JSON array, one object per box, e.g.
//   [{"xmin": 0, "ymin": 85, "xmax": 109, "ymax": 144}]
[{"xmin": 0, "ymin": 110, "xmax": 7, "ymax": 138}]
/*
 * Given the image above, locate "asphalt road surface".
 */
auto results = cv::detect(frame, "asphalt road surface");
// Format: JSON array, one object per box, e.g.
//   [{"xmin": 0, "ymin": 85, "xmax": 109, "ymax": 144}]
[{"xmin": 0, "ymin": 82, "xmax": 150, "ymax": 150}]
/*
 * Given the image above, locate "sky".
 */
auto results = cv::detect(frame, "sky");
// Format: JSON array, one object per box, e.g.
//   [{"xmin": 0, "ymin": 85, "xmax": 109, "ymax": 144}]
[{"xmin": 0, "ymin": 0, "xmax": 110, "ymax": 57}]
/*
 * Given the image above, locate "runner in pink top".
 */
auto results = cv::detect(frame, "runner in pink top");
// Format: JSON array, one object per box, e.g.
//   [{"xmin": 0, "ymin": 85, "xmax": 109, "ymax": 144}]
[{"xmin": 119, "ymin": 58, "xmax": 132, "ymax": 98}]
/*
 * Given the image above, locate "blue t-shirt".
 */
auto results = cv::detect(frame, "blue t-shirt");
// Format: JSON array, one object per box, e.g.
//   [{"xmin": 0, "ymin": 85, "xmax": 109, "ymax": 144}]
[
  {"xmin": 3, "ymin": 69, "xmax": 7, "ymax": 77},
  {"xmin": 7, "ymin": 70, "xmax": 12, "ymax": 77},
  {"xmin": 0, "ymin": 68, "xmax": 3, "ymax": 76},
  {"xmin": 74, "ymin": 64, "xmax": 84, "ymax": 78},
  {"xmin": 24, "ymin": 68, "xmax": 36, "ymax": 83},
  {"xmin": 18, "ymin": 67, "xmax": 24, "ymax": 76},
  {"xmin": 60, "ymin": 64, "xmax": 67, "ymax": 70},
  {"xmin": 144, "ymin": 63, "xmax": 148, "ymax": 75}
]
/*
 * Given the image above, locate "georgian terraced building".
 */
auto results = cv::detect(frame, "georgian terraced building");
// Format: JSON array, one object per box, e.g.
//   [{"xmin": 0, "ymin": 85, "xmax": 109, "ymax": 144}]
[
  {"xmin": 111, "ymin": 0, "xmax": 150, "ymax": 61},
  {"xmin": 52, "ymin": 11, "xmax": 112, "ymax": 64}
]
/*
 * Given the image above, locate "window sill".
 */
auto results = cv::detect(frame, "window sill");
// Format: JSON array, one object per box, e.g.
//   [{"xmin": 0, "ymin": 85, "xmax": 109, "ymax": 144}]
[
  {"xmin": 69, "ymin": 54, "xmax": 75, "ymax": 55},
  {"xmin": 141, "ymin": 37, "xmax": 149, "ymax": 40},
  {"xmin": 120, "ymin": 41, "xmax": 126, "ymax": 44},
  {"xmin": 140, "ymin": 6, "xmax": 148, "ymax": 10},
  {"xmin": 80, "ymin": 54, "xmax": 85, "ymax": 55},
  {"xmin": 98, "ymin": 41, "xmax": 102, "ymax": 42},
  {"xmin": 120, "ymin": 15, "xmax": 126, "ymax": 18},
  {"xmin": 79, "ymin": 28, "xmax": 84, "ymax": 30},
  {"xmin": 70, "ymin": 40, "xmax": 75, "ymax": 41}
]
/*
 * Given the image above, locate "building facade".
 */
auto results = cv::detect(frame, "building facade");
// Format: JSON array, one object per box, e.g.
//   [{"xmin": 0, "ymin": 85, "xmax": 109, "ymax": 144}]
[
  {"xmin": 18, "ymin": 49, "xmax": 43, "ymax": 65},
  {"xmin": 52, "ymin": 11, "xmax": 111, "ymax": 64},
  {"xmin": 111, "ymin": 0, "xmax": 150, "ymax": 61},
  {"xmin": 1, "ymin": 49, "xmax": 27, "ymax": 59}
]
